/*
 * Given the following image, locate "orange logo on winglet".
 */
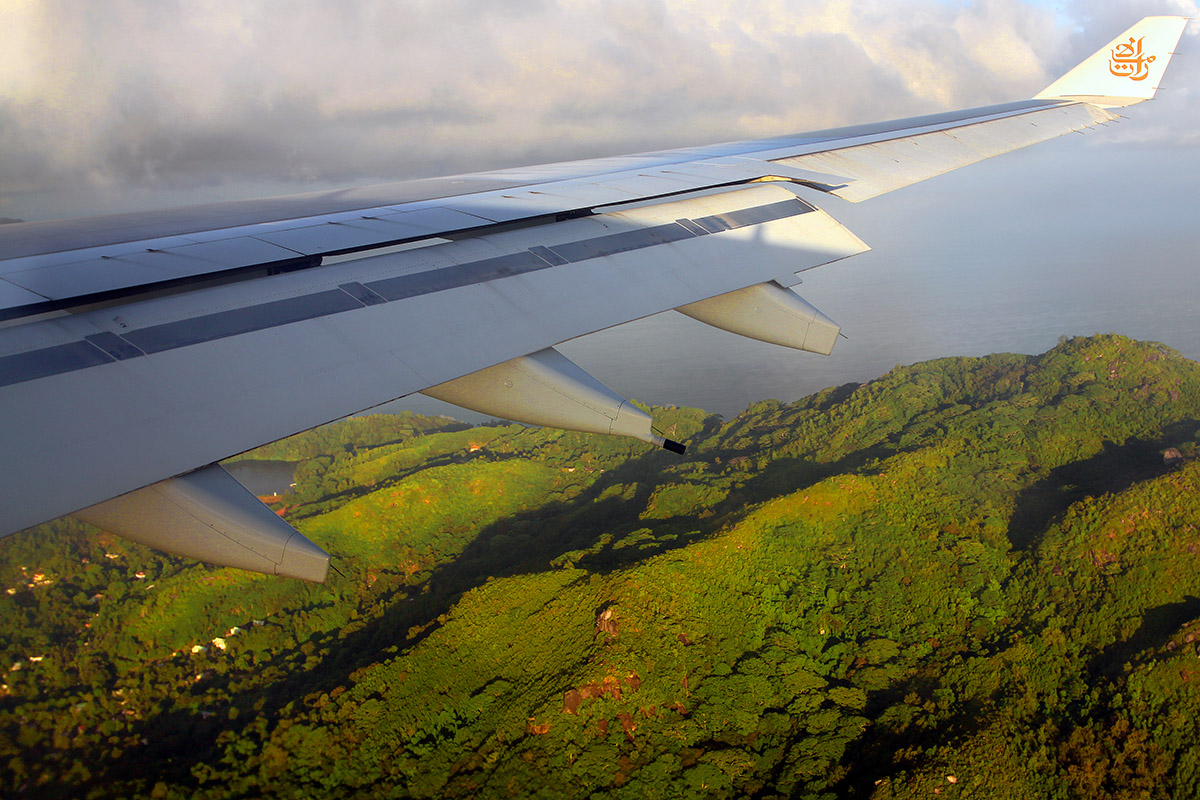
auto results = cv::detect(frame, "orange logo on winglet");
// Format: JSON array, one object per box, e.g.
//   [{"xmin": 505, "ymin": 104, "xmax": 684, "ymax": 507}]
[{"xmin": 1109, "ymin": 36, "xmax": 1156, "ymax": 81}]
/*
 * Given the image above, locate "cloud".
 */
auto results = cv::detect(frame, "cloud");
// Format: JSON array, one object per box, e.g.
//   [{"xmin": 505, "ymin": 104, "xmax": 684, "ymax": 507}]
[{"xmin": 0, "ymin": 0, "xmax": 1194, "ymax": 220}]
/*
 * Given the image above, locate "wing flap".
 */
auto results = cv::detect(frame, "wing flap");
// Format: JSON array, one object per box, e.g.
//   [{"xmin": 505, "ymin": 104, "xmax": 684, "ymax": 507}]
[
  {"xmin": 0, "ymin": 185, "xmax": 868, "ymax": 535},
  {"xmin": 5, "ymin": 236, "xmax": 310, "ymax": 304}
]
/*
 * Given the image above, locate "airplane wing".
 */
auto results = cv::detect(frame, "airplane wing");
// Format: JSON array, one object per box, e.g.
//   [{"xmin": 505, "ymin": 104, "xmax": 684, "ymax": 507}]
[{"xmin": 0, "ymin": 16, "xmax": 1187, "ymax": 581}]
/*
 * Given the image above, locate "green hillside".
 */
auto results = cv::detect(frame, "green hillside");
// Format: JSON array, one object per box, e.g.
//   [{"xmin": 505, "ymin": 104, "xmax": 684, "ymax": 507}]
[{"xmin": 2, "ymin": 334, "xmax": 1199, "ymax": 799}]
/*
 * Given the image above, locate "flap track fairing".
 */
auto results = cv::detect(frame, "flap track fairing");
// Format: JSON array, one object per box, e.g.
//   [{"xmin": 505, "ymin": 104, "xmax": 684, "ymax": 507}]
[
  {"xmin": 75, "ymin": 464, "xmax": 330, "ymax": 582},
  {"xmin": 424, "ymin": 347, "xmax": 685, "ymax": 453},
  {"xmin": 676, "ymin": 281, "xmax": 841, "ymax": 355}
]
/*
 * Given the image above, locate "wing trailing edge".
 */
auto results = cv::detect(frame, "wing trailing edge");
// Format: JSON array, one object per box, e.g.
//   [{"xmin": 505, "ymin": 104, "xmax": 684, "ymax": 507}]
[
  {"xmin": 0, "ymin": 185, "xmax": 867, "ymax": 539},
  {"xmin": 774, "ymin": 102, "xmax": 1118, "ymax": 202}
]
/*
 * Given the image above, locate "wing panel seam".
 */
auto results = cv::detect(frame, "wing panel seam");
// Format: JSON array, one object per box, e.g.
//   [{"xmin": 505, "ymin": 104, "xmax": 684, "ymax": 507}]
[{"xmin": 0, "ymin": 198, "xmax": 815, "ymax": 388}]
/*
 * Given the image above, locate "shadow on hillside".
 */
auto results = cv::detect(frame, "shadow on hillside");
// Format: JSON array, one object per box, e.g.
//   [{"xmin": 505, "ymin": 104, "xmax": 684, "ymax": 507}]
[
  {"xmin": 832, "ymin": 668, "xmax": 1000, "ymax": 799},
  {"xmin": 833, "ymin": 597, "xmax": 1200, "ymax": 798},
  {"xmin": 1089, "ymin": 596, "xmax": 1200, "ymax": 678},
  {"xmin": 1006, "ymin": 420, "xmax": 1198, "ymax": 552},
  {"xmin": 84, "ymin": 423, "xmax": 914, "ymax": 791}
]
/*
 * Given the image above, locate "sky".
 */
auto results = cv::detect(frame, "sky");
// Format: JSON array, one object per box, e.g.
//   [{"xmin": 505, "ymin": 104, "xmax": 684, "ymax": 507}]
[{"xmin": 1, "ymin": 0, "xmax": 1197, "ymax": 417}]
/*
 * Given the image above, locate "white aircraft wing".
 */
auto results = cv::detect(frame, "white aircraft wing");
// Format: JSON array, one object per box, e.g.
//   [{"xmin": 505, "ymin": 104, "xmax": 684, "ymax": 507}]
[{"xmin": 0, "ymin": 17, "xmax": 1186, "ymax": 581}]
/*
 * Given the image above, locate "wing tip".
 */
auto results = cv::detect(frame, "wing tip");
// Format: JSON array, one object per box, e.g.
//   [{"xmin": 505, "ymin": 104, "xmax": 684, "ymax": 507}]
[{"xmin": 1034, "ymin": 16, "xmax": 1189, "ymax": 108}]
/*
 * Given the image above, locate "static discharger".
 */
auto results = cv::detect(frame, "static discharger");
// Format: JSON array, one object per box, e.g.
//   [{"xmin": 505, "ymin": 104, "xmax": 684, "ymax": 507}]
[{"xmin": 425, "ymin": 348, "xmax": 686, "ymax": 454}]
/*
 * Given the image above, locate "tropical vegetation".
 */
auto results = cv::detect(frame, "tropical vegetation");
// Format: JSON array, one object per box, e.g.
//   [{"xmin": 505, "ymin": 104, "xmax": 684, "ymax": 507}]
[{"xmin": 2, "ymin": 334, "xmax": 1198, "ymax": 798}]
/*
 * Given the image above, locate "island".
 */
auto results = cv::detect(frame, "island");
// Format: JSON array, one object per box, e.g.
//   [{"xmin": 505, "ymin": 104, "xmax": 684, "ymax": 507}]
[{"xmin": 2, "ymin": 334, "xmax": 1198, "ymax": 798}]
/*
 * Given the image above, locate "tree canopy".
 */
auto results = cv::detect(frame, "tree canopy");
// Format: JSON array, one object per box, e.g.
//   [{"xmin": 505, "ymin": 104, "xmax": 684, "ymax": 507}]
[{"xmin": 2, "ymin": 334, "xmax": 1199, "ymax": 799}]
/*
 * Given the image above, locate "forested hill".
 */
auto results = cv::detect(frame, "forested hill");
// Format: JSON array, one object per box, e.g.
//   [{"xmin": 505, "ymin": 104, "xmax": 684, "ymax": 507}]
[{"xmin": 3, "ymin": 334, "xmax": 1200, "ymax": 799}]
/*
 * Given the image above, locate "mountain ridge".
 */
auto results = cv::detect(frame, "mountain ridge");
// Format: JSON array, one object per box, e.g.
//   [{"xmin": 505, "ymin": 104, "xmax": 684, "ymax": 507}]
[{"xmin": 2, "ymin": 333, "xmax": 1198, "ymax": 798}]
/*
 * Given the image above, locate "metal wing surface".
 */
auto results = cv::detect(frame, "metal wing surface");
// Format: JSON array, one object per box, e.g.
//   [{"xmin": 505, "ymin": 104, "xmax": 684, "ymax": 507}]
[{"xmin": 0, "ymin": 16, "xmax": 1186, "ymax": 580}]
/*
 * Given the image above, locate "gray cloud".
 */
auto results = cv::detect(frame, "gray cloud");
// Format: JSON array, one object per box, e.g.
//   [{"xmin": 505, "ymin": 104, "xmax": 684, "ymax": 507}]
[{"xmin": 1, "ymin": 0, "xmax": 1195, "ymax": 221}]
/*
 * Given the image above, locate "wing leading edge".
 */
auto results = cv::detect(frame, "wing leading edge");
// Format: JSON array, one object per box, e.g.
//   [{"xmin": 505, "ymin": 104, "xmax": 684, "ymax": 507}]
[{"xmin": 0, "ymin": 17, "xmax": 1186, "ymax": 579}]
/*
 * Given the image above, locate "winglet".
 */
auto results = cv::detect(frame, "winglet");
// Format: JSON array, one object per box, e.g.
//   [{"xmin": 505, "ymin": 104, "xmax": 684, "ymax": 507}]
[{"xmin": 1035, "ymin": 16, "xmax": 1188, "ymax": 107}]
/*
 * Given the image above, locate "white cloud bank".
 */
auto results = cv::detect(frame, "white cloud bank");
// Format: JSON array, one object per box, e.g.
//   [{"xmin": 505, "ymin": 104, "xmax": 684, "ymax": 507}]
[{"xmin": 0, "ymin": 0, "xmax": 1195, "ymax": 220}]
